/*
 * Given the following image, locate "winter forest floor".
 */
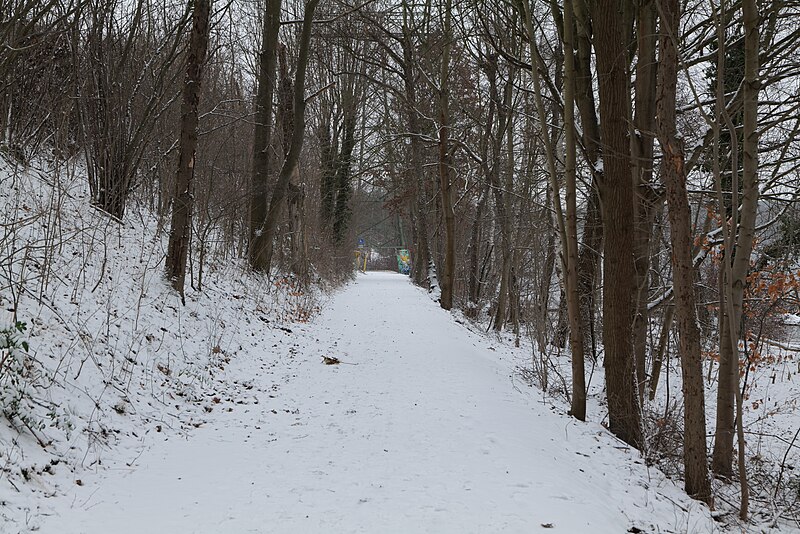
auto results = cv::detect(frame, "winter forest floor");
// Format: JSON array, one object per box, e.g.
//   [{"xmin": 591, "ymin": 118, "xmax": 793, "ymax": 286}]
[{"xmin": 18, "ymin": 272, "xmax": 719, "ymax": 533}]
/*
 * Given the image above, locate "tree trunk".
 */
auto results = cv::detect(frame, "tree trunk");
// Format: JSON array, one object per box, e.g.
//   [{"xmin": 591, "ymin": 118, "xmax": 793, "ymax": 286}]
[
  {"xmin": 732, "ymin": 0, "xmax": 758, "ymax": 518},
  {"xmin": 713, "ymin": 284, "xmax": 736, "ymax": 477},
  {"xmin": 656, "ymin": 0, "xmax": 712, "ymax": 504},
  {"xmin": 249, "ymin": 0, "xmax": 281, "ymax": 271},
  {"xmin": 437, "ymin": 0, "xmax": 455, "ymax": 310},
  {"xmin": 287, "ymin": 181, "xmax": 306, "ymax": 278},
  {"xmin": 486, "ymin": 55, "xmax": 513, "ymax": 331},
  {"xmin": 632, "ymin": 0, "xmax": 659, "ymax": 399},
  {"xmin": 275, "ymin": 45, "xmax": 306, "ymax": 278},
  {"xmin": 467, "ymin": 182, "xmax": 489, "ymax": 316},
  {"xmin": 333, "ymin": 106, "xmax": 357, "ymax": 244},
  {"xmin": 648, "ymin": 305, "xmax": 674, "ymax": 401},
  {"xmin": 591, "ymin": 0, "xmax": 642, "ymax": 448},
  {"xmin": 536, "ymin": 197, "xmax": 557, "ymax": 354},
  {"xmin": 255, "ymin": 0, "xmax": 320, "ymax": 275},
  {"xmin": 573, "ymin": 0, "xmax": 603, "ymax": 364},
  {"xmin": 711, "ymin": 0, "xmax": 735, "ymax": 477},
  {"xmin": 401, "ymin": 3, "xmax": 431, "ymax": 287},
  {"xmin": 577, "ymin": 192, "xmax": 602, "ymax": 362},
  {"xmin": 563, "ymin": 0, "xmax": 586, "ymax": 420},
  {"xmin": 166, "ymin": 0, "xmax": 211, "ymax": 300},
  {"xmin": 518, "ymin": 0, "xmax": 584, "ymax": 420},
  {"xmin": 710, "ymin": 2, "xmax": 758, "ymax": 519}
]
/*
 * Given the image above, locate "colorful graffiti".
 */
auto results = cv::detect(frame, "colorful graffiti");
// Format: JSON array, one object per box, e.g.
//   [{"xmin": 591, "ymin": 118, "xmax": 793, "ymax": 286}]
[{"xmin": 397, "ymin": 249, "xmax": 411, "ymax": 274}]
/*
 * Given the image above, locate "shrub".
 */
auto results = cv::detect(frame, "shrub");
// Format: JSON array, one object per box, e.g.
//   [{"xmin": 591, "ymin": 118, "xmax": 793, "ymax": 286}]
[{"xmin": 0, "ymin": 321, "xmax": 72, "ymax": 439}]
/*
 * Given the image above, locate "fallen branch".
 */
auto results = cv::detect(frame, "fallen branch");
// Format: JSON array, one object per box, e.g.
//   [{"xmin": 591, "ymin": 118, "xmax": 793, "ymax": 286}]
[{"xmin": 321, "ymin": 356, "xmax": 358, "ymax": 365}]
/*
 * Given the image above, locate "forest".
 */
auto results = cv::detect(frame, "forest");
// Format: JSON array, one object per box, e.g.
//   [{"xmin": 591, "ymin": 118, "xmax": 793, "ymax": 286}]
[{"xmin": 2, "ymin": 0, "xmax": 800, "ymax": 530}]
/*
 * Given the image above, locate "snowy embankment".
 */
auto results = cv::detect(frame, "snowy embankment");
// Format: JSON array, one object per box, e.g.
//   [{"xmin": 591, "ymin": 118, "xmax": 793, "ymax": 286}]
[
  {"xmin": 0, "ymin": 159, "xmax": 320, "ymax": 531},
  {"xmin": 29, "ymin": 270, "xmax": 717, "ymax": 533}
]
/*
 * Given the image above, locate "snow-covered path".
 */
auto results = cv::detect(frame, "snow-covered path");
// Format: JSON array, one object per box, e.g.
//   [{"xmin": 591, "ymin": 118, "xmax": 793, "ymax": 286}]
[{"xmin": 43, "ymin": 272, "xmax": 714, "ymax": 533}]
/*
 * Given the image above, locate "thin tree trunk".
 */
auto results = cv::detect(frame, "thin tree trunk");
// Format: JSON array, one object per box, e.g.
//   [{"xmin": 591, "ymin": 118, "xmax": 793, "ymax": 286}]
[
  {"xmin": 711, "ymin": 2, "xmax": 757, "ymax": 519},
  {"xmin": 165, "ymin": 0, "xmax": 211, "ymax": 300},
  {"xmin": 486, "ymin": 56, "xmax": 513, "ymax": 331},
  {"xmin": 518, "ymin": 0, "xmax": 584, "ymax": 420},
  {"xmin": 468, "ymin": 182, "xmax": 489, "ymax": 316},
  {"xmin": 713, "ymin": 211, "xmax": 737, "ymax": 477},
  {"xmin": 656, "ymin": 0, "xmax": 712, "ymax": 504},
  {"xmin": 648, "ymin": 305, "xmax": 674, "ymax": 401},
  {"xmin": 563, "ymin": 0, "xmax": 586, "ymax": 420},
  {"xmin": 577, "ymin": 192, "xmax": 602, "ymax": 362},
  {"xmin": 573, "ymin": 0, "xmax": 603, "ymax": 364},
  {"xmin": 437, "ymin": 0, "xmax": 455, "ymax": 310},
  {"xmin": 467, "ymin": 64, "xmax": 493, "ymax": 309},
  {"xmin": 732, "ymin": 0, "xmax": 758, "ymax": 518},
  {"xmin": 711, "ymin": 0, "xmax": 735, "ymax": 478},
  {"xmin": 401, "ymin": 4, "xmax": 430, "ymax": 287},
  {"xmin": 257, "ymin": 0, "xmax": 320, "ymax": 275},
  {"xmin": 632, "ymin": 0, "xmax": 659, "ymax": 399},
  {"xmin": 504, "ymin": 78, "xmax": 517, "ymax": 334},
  {"xmin": 249, "ymin": 0, "xmax": 281, "ymax": 271},
  {"xmin": 536, "ymin": 197, "xmax": 557, "ymax": 354}
]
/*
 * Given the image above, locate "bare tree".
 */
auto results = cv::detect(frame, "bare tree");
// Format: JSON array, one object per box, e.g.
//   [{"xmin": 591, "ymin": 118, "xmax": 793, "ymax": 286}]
[
  {"xmin": 655, "ymin": 0, "xmax": 712, "ymax": 505},
  {"xmin": 562, "ymin": 0, "xmax": 586, "ymax": 421},
  {"xmin": 249, "ymin": 0, "xmax": 282, "ymax": 271},
  {"xmin": 166, "ymin": 0, "xmax": 212, "ymax": 300},
  {"xmin": 437, "ymin": 0, "xmax": 455, "ymax": 310},
  {"xmin": 401, "ymin": 1, "xmax": 431, "ymax": 287},
  {"xmin": 253, "ymin": 0, "xmax": 321, "ymax": 275},
  {"xmin": 591, "ymin": 0, "xmax": 642, "ymax": 448},
  {"xmin": 79, "ymin": 0, "xmax": 189, "ymax": 220},
  {"xmin": 631, "ymin": 0, "xmax": 659, "ymax": 397}
]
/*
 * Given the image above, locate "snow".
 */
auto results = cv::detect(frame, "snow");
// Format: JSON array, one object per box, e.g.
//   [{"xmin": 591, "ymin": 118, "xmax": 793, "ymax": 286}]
[
  {"xmin": 8, "ymin": 156, "xmax": 791, "ymax": 532},
  {"xmin": 20, "ymin": 272, "xmax": 718, "ymax": 534},
  {"xmin": 783, "ymin": 313, "xmax": 800, "ymax": 326},
  {"xmin": 0, "ymin": 159, "xmax": 316, "ymax": 530}
]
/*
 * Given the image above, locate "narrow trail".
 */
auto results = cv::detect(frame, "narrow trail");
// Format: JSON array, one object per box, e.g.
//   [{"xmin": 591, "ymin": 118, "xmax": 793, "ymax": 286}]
[{"xmin": 45, "ymin": 272, "xmax": 714, "ymax": 533}]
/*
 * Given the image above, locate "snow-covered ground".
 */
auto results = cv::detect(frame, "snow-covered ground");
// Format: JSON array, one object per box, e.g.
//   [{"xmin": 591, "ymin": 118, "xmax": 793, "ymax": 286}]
[
  {"xmin": 4, "ymin": 157, "xmax": 796, "ymax": 533},
  {"xmin": 16, "ymin": 272, "xmax": 715, "ymax": 533}
]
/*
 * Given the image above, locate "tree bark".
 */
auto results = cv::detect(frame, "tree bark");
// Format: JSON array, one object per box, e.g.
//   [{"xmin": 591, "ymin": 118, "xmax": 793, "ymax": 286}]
[
  {"xmin": 591, "ymin": 0, "xmax": 642, "ymax": 448},
  {"xmin": 711, "ymin": 0, "xmax": 736, "ymax": 478},
  {"xmin": 563, "ymin": 0, "xmax": 586, "ymax": 420},
  {"xmin": 631, "ymin": 0, "xmax": 659, "ymax": 399},
  {"xmin": 401, "ymin": 4, "xmax": 431, "ymax": 287},
  {"xmin": 711, "ymin": 3, "xmax": 758, "ymax": 519},
  {"xmin": 437, "ymin": 0, "xmax": 455, "ymax": 310},
  {"xmin": 468, "ymin": 181, "xmax": 489, "ymax": 316},
  {"xmin": 249, "ymin": 0, "xmax": 282, "ymax": 271},
  {"xmin": 333, "ymin": 102, "xmax": 357, "ymax": 244},
  {"xmin": 166, "ymin": 0, "xmax": 211, "ymax": 300},
  {"xmin": 255, "ymin": 0, "xmax": 320, "ymax": 275},
  {"xmin": 713, "ymin": 273, "xmax": 737, "ymax": 477},
  {"xmin": 656, "ymin": 0, "xmax": 713, "ymax": 504},
  {"xmin": 732, "ymin": 0, "xmax": 759, "ymax": 518},
  {"xmin": 573, "ymin": 0, "xmax": 603, "ymax": 363}
]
